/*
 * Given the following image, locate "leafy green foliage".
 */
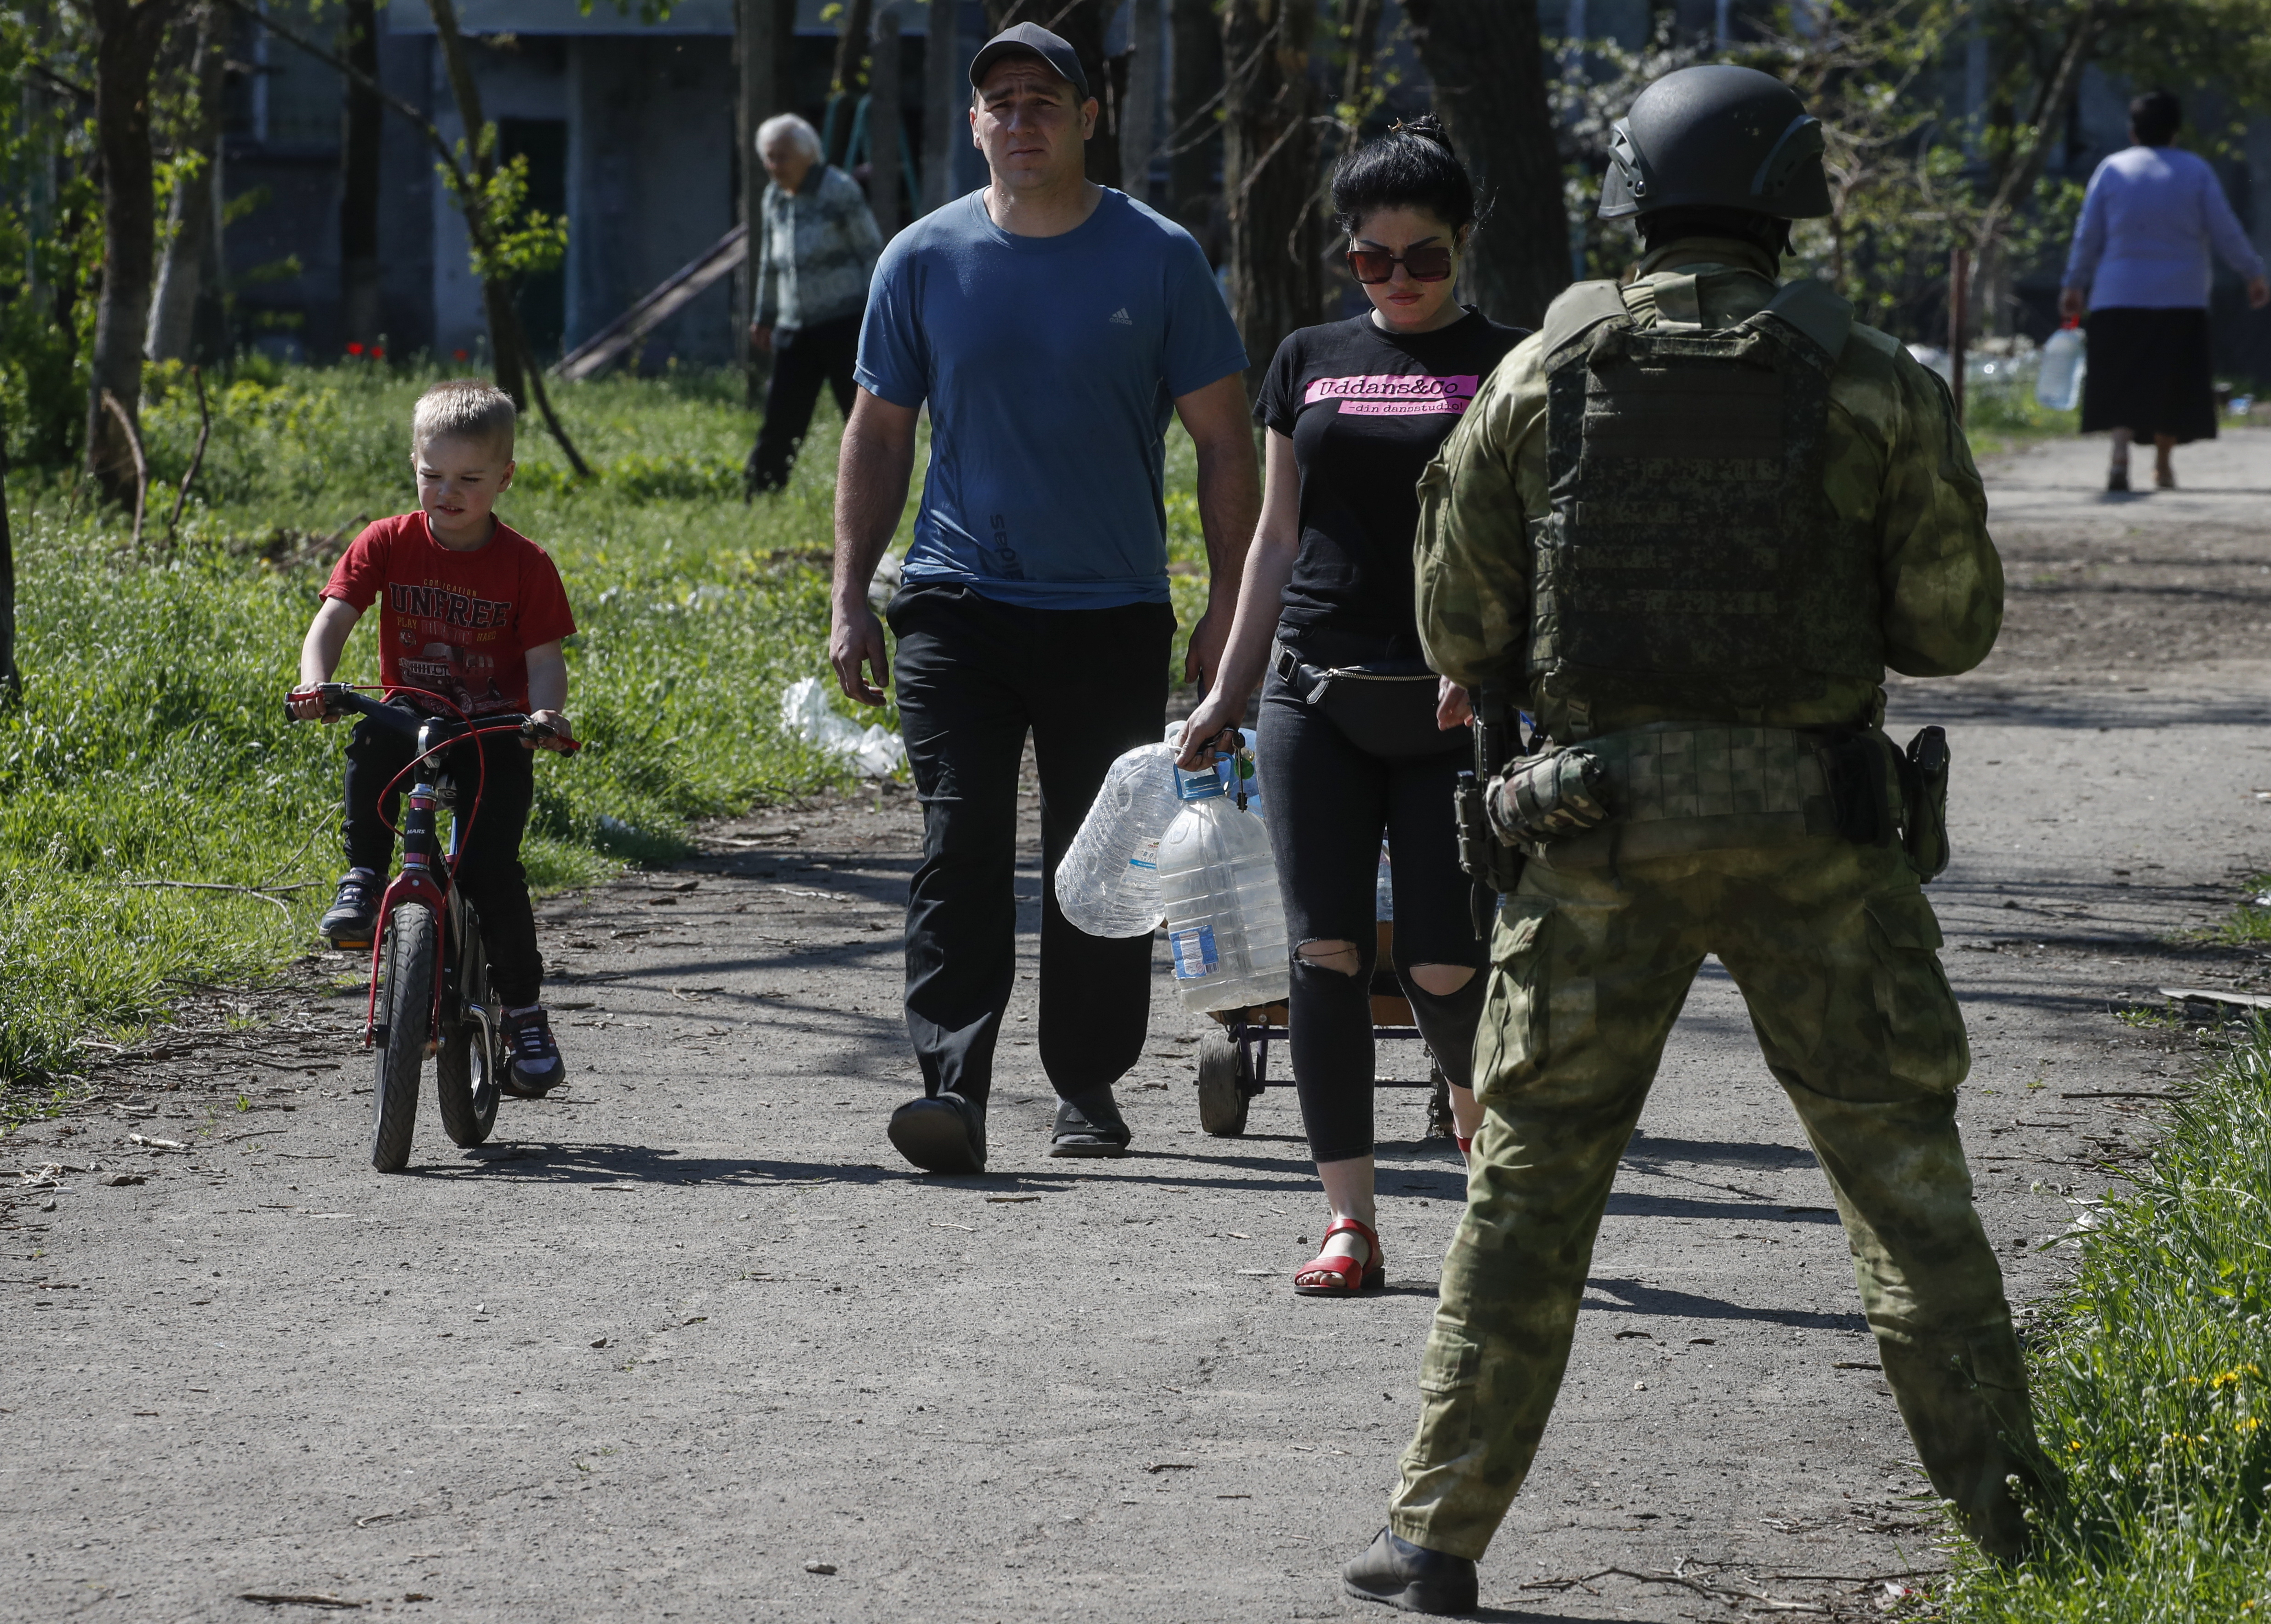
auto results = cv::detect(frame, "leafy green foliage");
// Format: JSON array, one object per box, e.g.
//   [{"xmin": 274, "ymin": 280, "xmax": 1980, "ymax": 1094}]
[
  {"xmin": 1940, "ymin": 1026, "xmax": 2271, "ymax": 1620},
  {"xmin": 0, "ymin": 12, "xmax": 103, "ymax": 467}
]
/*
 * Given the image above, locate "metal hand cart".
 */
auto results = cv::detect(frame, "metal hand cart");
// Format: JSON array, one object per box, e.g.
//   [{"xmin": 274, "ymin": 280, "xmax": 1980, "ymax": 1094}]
[{"xmin": 1194, "ymin": 921, "xmax": 1455, "ymax": 1139}]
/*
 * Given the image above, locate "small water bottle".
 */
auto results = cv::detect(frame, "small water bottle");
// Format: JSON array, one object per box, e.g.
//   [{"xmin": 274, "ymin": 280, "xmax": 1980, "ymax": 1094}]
[
  {"xmin": 2036, "ymin": 320, "xmax": 2085, "ymax": 411},
  {"xmin": 1054, "ymin": 743, "xmax": 1182, "ymax": 938},
  {"xmin": 1375, "ymin": 841, "xmax": 1394, "ymax": 922},
  {"xmin": 1157, "ymin": 758, "xmax": 1289, "ymax": 1014}
]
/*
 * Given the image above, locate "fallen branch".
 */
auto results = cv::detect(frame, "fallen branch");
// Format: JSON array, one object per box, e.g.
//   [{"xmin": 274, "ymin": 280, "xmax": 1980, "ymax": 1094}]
[
  {"xmin": 98, "ymin": 390, "xmax": 149, "ymax": 549},
  {"xmin": 1581, "ymin": 1566, "xmax": 1832, "ymax": 1615},
  {"xmin": 165, "ymin": 365, "xmax": 212, "ymax": 542}
]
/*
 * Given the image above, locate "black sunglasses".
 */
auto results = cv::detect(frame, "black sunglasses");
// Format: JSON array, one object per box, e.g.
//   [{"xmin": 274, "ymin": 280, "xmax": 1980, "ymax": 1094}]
[{"xmin": 1346, "ymin": 244, "xmax": 1455, "ymax": 284}]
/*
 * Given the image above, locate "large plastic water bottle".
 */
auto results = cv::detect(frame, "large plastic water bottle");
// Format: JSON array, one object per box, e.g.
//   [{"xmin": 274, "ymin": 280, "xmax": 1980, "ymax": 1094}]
[
  {"xmin": 1054, "ymin": 743, "xmax": 1183, "ymax": 938},
  {"xmin": 1157, "ymin": 758, "xmax": 1289, "ymax": 1014},
  {"xmin": 2036, "ymin": 320, "xmax": 2086, "ymax": 411}
]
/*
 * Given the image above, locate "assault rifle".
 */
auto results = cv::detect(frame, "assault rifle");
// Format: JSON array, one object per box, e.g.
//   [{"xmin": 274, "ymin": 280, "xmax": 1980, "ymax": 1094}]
[{"xmin": 1453, "ymin": 686, "xmax": 1526, "ymax": 940}]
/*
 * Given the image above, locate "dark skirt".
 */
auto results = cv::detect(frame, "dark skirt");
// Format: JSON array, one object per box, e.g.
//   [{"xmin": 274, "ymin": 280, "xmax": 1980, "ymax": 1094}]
[{"xmin": 2080, "ymin": 306, "xmax": 2218, "ymax": 442}]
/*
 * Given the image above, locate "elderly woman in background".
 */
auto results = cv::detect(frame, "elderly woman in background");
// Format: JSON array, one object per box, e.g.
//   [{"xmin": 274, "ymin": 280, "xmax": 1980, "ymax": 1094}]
[
  {"xmin": 744, "ymin": 113, "xmax": 884, "ymax": 498},
  {"xmin": 2060, "ymin": 89, "xmax": 2271, "ymax": 492}
]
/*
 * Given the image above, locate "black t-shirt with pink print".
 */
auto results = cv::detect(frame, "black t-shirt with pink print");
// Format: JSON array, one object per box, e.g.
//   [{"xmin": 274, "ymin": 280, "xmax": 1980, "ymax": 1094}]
[{"xmin": 1254, "ymin": 306, "xmax": 1526, "ymax": 640}]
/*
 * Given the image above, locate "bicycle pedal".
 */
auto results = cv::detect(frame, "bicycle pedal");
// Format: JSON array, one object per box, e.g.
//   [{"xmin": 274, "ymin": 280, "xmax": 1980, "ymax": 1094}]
[{"xmin": 330, "ymin": 936, "xmax": 374, "ymax": 951}]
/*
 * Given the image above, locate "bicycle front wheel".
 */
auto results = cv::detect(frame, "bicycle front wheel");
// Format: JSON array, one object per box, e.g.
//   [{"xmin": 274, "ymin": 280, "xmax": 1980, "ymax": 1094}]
[
  {"xmin": 372, "ymin": 903, "xmax": 436, "ymax": 1173},
  {"xmin": 436, "ymin": 909, "xmax": 499, "ymax": 1148}
]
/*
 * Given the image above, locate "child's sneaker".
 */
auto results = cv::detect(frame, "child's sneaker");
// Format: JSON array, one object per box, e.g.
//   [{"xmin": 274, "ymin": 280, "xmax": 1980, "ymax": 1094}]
[
  {"xmin": 501, "ymin": 1006, "xmax": 563, "ymax": 1097},
  {"xmin": 320, "ymin": 869, "xmax": 382, "ymax": 949}
]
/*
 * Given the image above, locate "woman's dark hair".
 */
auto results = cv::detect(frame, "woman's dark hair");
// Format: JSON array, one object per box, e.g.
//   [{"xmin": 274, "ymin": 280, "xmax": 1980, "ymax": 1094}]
[
  {"xmin": 1330, "ymin": 115, "xmax": 1476, "ymax": 239},
  {"xmin": 2130, "ymin": 90, "xmax": 2181, "ymax": 146}
]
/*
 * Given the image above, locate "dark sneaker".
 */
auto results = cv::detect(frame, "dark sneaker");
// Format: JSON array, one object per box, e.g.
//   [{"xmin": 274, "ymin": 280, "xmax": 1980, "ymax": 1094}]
[
  {"xmin": 888, "ymin": 1092, "xmax": 986, "ymax": 1175},
  {"xmin": 1342, "ymin": 1529, "xmax": 1479, "ymax": 1615},
  {"xmin": 1048, "ymin": 1086, "xmax": 1131, "ymax": 1158},
  {"xmin": 501, "ymin": 1006, "xmax": 563, "ymax": 1098},
  {"xmin": 320, "ymin": 869, "xmax": 382, "ymax": 949}
]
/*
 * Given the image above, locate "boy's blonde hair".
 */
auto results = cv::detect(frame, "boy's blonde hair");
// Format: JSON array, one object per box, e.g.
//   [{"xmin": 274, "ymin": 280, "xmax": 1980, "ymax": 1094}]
[{"xmin": 412, "ymin": 378, "xmax": 516, "ymax": 457}]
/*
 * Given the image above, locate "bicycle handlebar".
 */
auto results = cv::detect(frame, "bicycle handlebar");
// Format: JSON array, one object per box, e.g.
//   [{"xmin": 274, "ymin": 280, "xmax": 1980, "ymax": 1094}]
[{"xmin": 285, "ymin": 682, "xmax": 583, "ymax": 754}]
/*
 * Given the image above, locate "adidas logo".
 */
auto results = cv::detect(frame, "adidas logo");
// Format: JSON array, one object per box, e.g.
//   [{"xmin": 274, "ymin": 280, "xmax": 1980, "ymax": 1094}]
[{"xmin": 1108, "ymin": 307, "xmax": 1132, "ymax": 326}]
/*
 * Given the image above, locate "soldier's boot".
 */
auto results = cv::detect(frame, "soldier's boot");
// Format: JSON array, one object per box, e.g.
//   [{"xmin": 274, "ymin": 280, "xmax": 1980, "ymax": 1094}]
[{"xmin": 1876, "ymin": 1319, "xmax": 2050, "ymax": 1563}]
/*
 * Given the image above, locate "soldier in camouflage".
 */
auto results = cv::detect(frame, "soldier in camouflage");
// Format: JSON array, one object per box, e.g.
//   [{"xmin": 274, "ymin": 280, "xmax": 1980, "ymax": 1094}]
[{"xmin": 1341, "ymin": 66, "xmax": 2042, "ymax": 1615}]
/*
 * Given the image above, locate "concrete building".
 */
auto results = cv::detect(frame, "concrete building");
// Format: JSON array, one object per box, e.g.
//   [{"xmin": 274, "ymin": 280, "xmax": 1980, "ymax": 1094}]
[{"xmin": 222, "ymin": 0, "xmax": 978, "ymax": 367}]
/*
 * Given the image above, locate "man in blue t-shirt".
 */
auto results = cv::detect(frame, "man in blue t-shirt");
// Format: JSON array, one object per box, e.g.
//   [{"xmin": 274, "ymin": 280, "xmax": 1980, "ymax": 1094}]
[{"xmin": 830, "ymin": 22, "xmax": 1258, "ymax": 1176}]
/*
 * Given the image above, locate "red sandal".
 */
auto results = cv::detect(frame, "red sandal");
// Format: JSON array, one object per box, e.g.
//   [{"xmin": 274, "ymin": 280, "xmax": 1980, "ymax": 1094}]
[{"xmin": 1293, "ymin": 1216, "xmax": 1384, "ymax": 1297}]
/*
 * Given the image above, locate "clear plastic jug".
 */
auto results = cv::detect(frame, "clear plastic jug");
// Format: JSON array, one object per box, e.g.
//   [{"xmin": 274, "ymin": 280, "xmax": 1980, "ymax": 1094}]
[
  {"xmin": 1157, "ymin": 759, "xmax": 1289, "ymax": 1014},
  {"xmin": 2036, "ymin": 320, "xmax": 2086, "ymax": 411},
  {"xmin": 1054, "ymin": 743, "xmax": 1182, "ymax": 938}
]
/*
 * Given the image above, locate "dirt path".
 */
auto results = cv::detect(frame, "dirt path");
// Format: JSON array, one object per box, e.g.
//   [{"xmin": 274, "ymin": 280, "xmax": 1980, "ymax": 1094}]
[{"xmin": 6, "ymin": 432, "xmax": 2270, "ymax": 1622}]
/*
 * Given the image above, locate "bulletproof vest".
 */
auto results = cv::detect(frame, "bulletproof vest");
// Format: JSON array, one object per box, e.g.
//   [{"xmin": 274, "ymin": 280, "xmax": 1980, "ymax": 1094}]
[{"xmin": 1529, "ymin": 275, "xmax": 1884, "ymax": 728}]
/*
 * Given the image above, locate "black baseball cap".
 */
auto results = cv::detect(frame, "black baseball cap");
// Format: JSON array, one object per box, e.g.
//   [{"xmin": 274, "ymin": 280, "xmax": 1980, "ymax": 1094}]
[{"xmin": 968, "ymin": 22, "xmax": 1091, "ymax": 103}]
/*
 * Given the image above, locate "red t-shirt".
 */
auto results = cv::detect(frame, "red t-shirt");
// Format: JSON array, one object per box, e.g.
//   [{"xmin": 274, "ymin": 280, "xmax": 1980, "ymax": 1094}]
[{"xmin": 323, "ymin": 513, "xmax": 577, "ymax": 716}]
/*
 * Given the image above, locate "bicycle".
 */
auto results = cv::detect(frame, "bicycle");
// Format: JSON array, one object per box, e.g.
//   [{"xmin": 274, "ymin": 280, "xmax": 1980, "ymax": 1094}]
[{"xmin": 287, "ymin": 683, "xmax": 580, "ymax": 1173}]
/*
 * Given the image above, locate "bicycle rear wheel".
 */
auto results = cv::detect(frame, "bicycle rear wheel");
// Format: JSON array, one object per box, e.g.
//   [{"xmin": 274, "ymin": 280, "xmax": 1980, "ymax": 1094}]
[
  {"xmin": 436, "ymin": 909, "xmax": 500, "ymax": 1148},
  {"xmin": 372, "ymin": 903, "xmax": 436, "ymax": 1172}
]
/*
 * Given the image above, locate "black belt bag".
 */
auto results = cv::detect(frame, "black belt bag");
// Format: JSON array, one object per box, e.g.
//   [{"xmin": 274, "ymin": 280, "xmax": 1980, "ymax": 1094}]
[{"xmin": 1272, "ymin": 642, "xmax": 1455, "ymax": 760}]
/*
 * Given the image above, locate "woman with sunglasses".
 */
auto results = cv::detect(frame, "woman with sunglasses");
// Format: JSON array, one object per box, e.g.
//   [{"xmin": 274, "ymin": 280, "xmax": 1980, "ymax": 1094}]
[{"xmin": 1175, "ymin": 118, "xmax": 1526, "ymax": 1297}]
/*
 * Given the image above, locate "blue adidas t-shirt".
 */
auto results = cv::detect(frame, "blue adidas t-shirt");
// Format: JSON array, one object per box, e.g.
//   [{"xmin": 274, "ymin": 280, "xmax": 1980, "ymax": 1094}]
[{"xmin": 855, "ymin": 188, "xmax": 1248, "ymax": 609}]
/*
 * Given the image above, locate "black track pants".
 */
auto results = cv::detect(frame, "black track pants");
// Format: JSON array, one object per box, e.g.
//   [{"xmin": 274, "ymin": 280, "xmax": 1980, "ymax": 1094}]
[
  {"xmin": 746, "ymin": 314, "xmax": 860, "ymax": 494},
  {"xmin": 342, "ymin": 705, "xmax": 542, "ymax": 1006},
  {"xmin": 887, "ymin": 583, "xmax": 1174, "ymax": 1106}
]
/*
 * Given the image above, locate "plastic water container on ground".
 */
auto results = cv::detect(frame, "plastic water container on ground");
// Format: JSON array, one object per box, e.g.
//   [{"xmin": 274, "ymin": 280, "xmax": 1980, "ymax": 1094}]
[
  {"xmin": 1053, "ymin": 743, "xmax": 1183, "ymax": 938},
  {"xmin": 2036, "ymin": 320, "xmax": 2086, "ymax": 411},
  {"xmin": 1158, "ymin": 759, "xmax": 1288, "ymax": 1014}
]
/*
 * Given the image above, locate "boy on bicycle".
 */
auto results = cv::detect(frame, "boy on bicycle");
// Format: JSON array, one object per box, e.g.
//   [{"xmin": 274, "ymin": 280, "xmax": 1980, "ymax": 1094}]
[{"xmin": 286, "ymin": 379, "xmax": 578, "ymax": 1097}]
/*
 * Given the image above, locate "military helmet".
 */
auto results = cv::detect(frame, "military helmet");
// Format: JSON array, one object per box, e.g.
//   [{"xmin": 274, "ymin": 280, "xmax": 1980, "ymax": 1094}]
[{"xmin": 1597, "ymin": 64, "xmax": 1831, "ymax": 221}]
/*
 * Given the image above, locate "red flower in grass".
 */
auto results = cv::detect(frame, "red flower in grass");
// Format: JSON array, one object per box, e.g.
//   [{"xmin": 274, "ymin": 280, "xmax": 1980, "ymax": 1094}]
[
  {"xmin": 372, "ymin": 345, "xmax": 387, "ymax": 360},
  {"xmin": 452, "ymin": 349, "xmax": 469, "ymax": 362},
  {"xmin": 346, "ymin": 342, "xmax": 364, "ymax": 355}
]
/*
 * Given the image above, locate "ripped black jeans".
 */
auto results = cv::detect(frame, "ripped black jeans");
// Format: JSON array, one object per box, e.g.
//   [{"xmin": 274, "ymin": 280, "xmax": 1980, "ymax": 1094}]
[{"xmin": 1255, "ymin": 633, "xmax": 1487, "ymax": 1164}]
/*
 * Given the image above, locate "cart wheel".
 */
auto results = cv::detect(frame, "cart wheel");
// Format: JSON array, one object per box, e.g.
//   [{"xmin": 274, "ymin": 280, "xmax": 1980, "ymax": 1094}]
[
  {"xmin": 1425, "ymin": 1053, "xmax": 1456, "ymax": 1141},
  {"xmin": 1197, "ymin": 1029, "xmax": 1250, "ymax": 1137}
]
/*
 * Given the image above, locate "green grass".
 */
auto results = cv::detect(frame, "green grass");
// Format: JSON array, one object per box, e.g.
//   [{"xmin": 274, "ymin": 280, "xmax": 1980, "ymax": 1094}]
[
  {"xmin": 1938, "ymin": 1025, "xmax": 2271, "ymax": 1621},
  {"xmin": 2205, "ymin": 876, "xmax": 2271, "ymax": 949},
  {"xmin": 1965, "ymin": 384, "xmax": 2081, "ymax": 459},
  {"xmin": 0, "ymin": 356, "xmax": 1221, "ymax": 1100}
]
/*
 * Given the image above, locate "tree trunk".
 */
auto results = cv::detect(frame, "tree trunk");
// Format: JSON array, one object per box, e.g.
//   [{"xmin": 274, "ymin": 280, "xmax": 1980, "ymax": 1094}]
[
  {"xmin": 922, "ymin": 0, "xmax": 964, "ymax": 211},
  {"xmin": 0, "ymin": 394, "xmax": 18, "ymax": 704},
  {"xmin": 826, "ymin": 0, "xmax": 874, "ymax": 166},
  {"xmin": 1221, "ymin": 0, "xmax": 1317, "ymax": 400},
  {"xmin": 736, "ymin": 0, "xmax": 792, "ymax": 403},
  {"xmin": 1167, "ymin": 0, "xmax": 1224, "ymax": 255},
  {"xmin": 1334, "ymin": 0, "xmax": 1381, "ymax": 154},
  {"xmin": 148, "ymin": 2, "xmax": 225, "ymax": 363},
  {"xmin": 428, "ymin": 0, "xmax": 528, "ymax": 405},
  {"xmin": 870, "ymin": 7, "xmax": 904, "ymax": 234},
  {"xmin": 338, "ymin": 0, "xmax": 384, "ymax": 348},
  {"xmin": 1403, "ymin": 0, "xmax": 1566, "ymax": 328},
  {"xmin": 1120, "ymin": 0, "xmax": 1161, "ymax": 199},
  {"xmin": 1968, "ymin": 0, "xmax": 2105, "ymax": 335},
  {"xmin": 85, "ymin": 0, "xmax": 182, "ymax": 505}
]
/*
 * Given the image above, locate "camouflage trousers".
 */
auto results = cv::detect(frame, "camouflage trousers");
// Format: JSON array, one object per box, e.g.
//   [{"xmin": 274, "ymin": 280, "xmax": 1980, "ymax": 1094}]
[{"xmin": 1388, "ymin": 836, "xmax": 2044, "ymax": 1560}]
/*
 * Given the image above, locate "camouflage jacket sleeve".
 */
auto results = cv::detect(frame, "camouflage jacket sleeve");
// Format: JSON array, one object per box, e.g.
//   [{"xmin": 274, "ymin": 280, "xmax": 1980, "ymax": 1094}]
[
  {"xmin": 1414, "ymin": 337, "xmax": 1549, "ymax": 690},
  {"xmin": 1874, "ymin": 348, "xmax": 2004, "ymax": 676}
]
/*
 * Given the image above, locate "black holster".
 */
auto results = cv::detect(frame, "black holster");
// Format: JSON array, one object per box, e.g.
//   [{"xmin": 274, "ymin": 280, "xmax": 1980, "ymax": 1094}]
[{"xmin": 1456, "ymin": 688, "xmax": 1526, "ymax": 938}]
